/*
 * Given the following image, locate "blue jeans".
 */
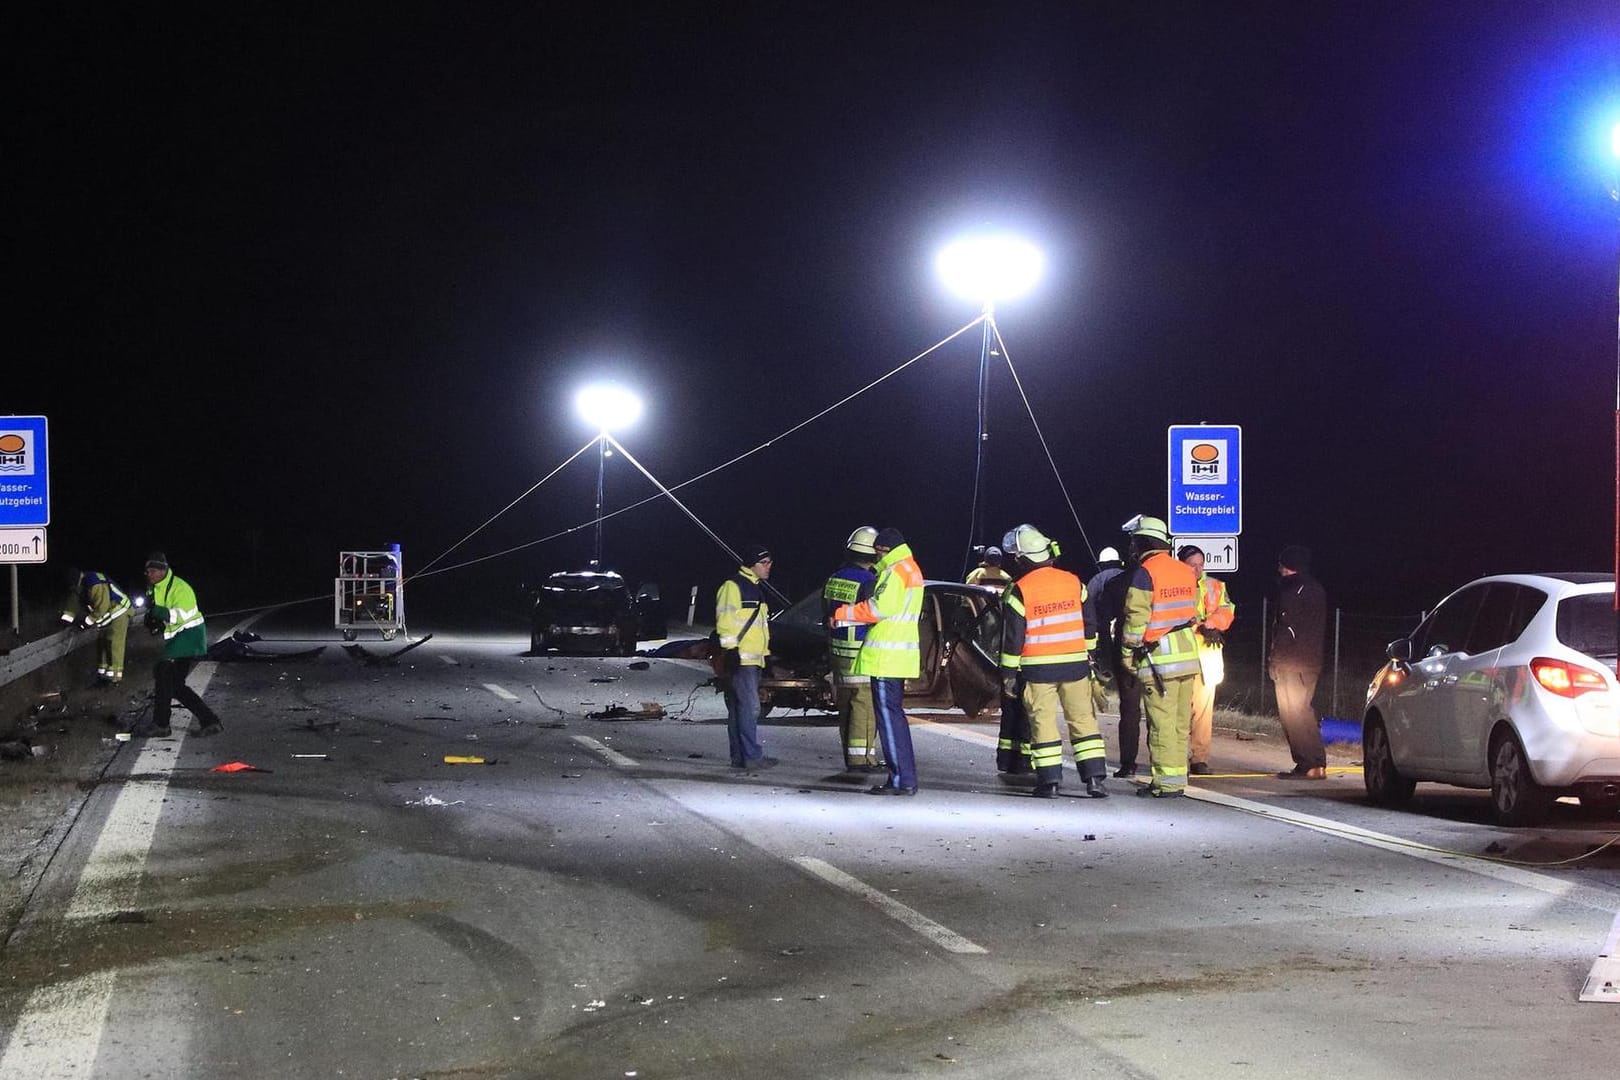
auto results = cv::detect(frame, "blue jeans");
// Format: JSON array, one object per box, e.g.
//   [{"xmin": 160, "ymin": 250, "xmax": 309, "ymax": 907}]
[
  {"xmin": 724, "ymin": 665, "xmax": 764, "ymax": 766},
  {"xmin": 871, "ymin": 677, "xmax": 917, "ymax": 789}
]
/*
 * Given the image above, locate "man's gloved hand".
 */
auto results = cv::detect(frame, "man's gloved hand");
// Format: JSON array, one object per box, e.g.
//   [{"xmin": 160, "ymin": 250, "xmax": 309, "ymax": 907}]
[
  {"xmin": 1001, "ymin": 672, "xmax": 1021, "ymax": 700},
  {"xmin": 144, "ymin": 609, "xmax": 163, "ymax": 635},
  {"xmin": 1090, "ymin": 677, "xmax": 1110, "ymax": 714},
  {"xmin": 1200, "ymin": 627, "xmax": 1225, "ymax": 646}
]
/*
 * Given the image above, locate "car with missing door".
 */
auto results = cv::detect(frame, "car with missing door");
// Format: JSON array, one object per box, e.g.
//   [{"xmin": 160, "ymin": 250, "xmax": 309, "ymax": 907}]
[{"xmin": 1361, "ymin": 572, "xmax": 1618, "ymax": 825}]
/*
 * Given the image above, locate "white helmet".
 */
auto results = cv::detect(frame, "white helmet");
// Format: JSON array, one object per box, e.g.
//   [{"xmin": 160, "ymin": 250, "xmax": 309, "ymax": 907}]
[
  {"xmin": 1003, "ymin": 523, "xmax": 1057, "ymax": 564},
  {"xmin": 846, "ymin": 526, "xmax": 879, "ymax": 556},
  {"xmin": 1097, "ymin": 546, "xmax": 1120, "ymax": 564}
]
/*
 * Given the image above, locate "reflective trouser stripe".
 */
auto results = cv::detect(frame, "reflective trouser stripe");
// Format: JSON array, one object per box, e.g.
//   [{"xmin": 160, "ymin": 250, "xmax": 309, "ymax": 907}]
[
  {"xmin": 838, "ymin": 684, "xmax": 880, "ymax": 767},
  {"xmin": 1024, "ymin": 679, "xmax": 1106, "ymax": 781},
  {"xmin": 1142, "ymin": 674, "xmax": 1196, "ymax": 792}
]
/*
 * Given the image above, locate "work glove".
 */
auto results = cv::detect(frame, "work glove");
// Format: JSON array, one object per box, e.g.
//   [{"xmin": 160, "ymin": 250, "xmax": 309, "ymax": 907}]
[
  {"xmin": 1089, "ymin": 677, "xmax": 1110, "ymax": 714},
  {"xmin": 144, "ymin": 609, "xmax": 163, "ymax": 635},
  {"xmin": 1001, "ymin": 671, "xmax": 1021, "ymax": 700},
  {"xmin": 1200, "ymin": 627, "xmax": 1225, "ymax": 646}
]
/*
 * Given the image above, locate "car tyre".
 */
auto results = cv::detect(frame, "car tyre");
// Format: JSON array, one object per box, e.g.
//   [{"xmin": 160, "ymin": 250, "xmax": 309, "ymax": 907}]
[
  {"xmin": 1490, "ymin": 732, "xmax": 1552, "ymax": 827},
  {"xmin": 1362, "ymin": 717, "xmax": 1414, "ymax": 807}
]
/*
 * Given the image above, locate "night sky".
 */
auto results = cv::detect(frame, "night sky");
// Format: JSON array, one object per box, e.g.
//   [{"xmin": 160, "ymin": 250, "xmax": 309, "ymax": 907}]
[{"xmin": 14, "ymin": 2, "xmax": 1620, "ymax": 624}]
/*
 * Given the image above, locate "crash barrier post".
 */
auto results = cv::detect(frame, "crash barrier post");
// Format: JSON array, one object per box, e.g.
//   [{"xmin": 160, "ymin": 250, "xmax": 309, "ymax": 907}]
[
  {"xmin": 687, "ymin": 585, "xmax": 698, "ymax": 627},
  {"xmin": 0, "ymin": 626, "xmax": 94, "ymax": 690}
]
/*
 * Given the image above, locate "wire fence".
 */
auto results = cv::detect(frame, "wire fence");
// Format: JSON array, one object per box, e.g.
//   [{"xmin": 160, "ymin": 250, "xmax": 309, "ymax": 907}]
[{"xmin": 1213, "ymin": 600, "xmax": 1423, "ymax": 721}]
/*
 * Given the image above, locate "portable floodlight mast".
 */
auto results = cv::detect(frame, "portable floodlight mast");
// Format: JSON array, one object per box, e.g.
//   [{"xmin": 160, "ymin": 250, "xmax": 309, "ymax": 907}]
[
  {"xmin": 575, "ymin": 384, "xmax": 643, "ymax": 568},
  {"xmin": 936, "ymin": 233, "xmax": 1044, "ymax": 555}
]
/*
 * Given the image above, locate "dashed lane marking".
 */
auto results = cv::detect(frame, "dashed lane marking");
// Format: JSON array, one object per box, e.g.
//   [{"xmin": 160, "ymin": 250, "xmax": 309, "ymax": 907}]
[
  {"xmin": 482, "ymin": 682, "xmax": 520, "ymax": 701},
  {"xmin": 571, "ymin": 734, "xmax": 639, "ymax": 769},
  {"xmin": 0, "ymin": 666, "xmax": 217, "ymax": 1076},
  {"xmin": 791, "ymin": 856, "xmax": 988, "ymax": 955},
  {"xmin": 439, "ymin": 655, "xmax": 460, "ymax": 666}
]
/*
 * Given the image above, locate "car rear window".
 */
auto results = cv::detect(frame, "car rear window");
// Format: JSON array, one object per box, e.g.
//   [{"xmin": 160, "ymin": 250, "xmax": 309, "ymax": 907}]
[{"xmin": 1557, "ymin": 593, "xmax": 1617, "ymax": 658}]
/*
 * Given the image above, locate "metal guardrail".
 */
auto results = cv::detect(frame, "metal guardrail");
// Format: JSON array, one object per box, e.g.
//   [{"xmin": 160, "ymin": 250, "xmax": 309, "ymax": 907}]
[{"xmin": 0, "ymin": 627, "xmax": 92, "ymax": 688}]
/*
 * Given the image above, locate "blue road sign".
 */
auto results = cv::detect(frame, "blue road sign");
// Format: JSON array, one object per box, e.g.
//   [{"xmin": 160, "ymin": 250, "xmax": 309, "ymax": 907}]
[
  {"xmin": 0, "ymin": 416, "xmax": 49, "ymax": 527},
  {"xmin": 1167, "ymin": 424, "xmax": 1240, "ymax": 536}
]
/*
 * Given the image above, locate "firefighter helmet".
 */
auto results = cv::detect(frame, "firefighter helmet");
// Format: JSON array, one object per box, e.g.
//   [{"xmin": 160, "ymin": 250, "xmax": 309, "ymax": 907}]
[
  {"xmin": 1003, "ymin": 523, "xmax": 1058, "ymax": 564},
  {"xmin": 846, "ymin": 526, "xmax": 879, "ymax": 556},
  {"xmin": 1122, "ymin": 514, "xmax": 1171, "ymax": 543},
  {"xmin": 1097, "ymin": 546, "xmax": 1121, "ymax": 564}
]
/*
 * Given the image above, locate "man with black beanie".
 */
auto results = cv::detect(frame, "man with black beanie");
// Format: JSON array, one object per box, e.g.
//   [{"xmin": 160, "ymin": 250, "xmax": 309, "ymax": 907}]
[{"xmin": 1270, "ymin": 544, "xmax": 1327, "ymax": 779}]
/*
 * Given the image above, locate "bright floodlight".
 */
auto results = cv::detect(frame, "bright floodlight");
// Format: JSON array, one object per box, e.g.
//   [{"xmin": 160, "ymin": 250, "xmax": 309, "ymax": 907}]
[
  {"xmin": 575, "ymin": 384, "xmax": 643, "ymax": 432},
  {"xmin": 936, "ymin": 234, "xmax": 1045, "ymax": 305}
]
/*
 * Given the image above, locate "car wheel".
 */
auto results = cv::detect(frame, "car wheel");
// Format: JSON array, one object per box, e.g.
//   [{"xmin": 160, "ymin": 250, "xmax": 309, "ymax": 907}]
[
  {"xmin": 1362, "ymin": 717, "xmax": 1414, "ymax": 807},
  {"xmin": 1490, "ymin": 732, "xmax": 1552, "ymax": 827}
]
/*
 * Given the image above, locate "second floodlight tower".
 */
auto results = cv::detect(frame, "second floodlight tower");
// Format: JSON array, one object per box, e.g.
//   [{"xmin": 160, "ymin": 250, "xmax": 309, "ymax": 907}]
[
  {"xmin": 935, "ymin": 233, "xmax": 1045, "ymax": 554},
  {"xmin": 575, "ymin": 383, "xmax": 644, "ymax": 568}
]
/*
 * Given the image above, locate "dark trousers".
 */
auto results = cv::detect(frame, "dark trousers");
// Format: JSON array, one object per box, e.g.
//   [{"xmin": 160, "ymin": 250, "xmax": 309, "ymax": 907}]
[
  {"xmin": 153, "ymin": 657, "xmax": 223, "ymax": 730},
  {"xmin": 1272, "ymin": 667, "xmax": 1325, "ymax": 769},
  {"xmin": 871, "ymin": 677, "xmax": 917, "ymax": 790},
  {"xmin": 723, "ymin": 665, "xmax": 765, "ymax": 766},
  {"xmin": 996, "ymin": 689, "xmax": 1032, "ymax": 772},
  {"xmin": 1114, "ymin": 664, "xmax": 1144, "ymax": 767}
]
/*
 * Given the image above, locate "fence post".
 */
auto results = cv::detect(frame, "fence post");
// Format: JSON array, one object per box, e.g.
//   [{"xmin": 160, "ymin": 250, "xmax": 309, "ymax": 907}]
[
  {"xmin": 687, "ymin": 585, "xmax": 699, "ymax": 627},
  {"xmin": 1332, "ymin": 607, "xmax": 1342, "ymax": 718},
  {"xmin": 1259, "ymin": 596, "xmax": 1268, "ymax": 714}
]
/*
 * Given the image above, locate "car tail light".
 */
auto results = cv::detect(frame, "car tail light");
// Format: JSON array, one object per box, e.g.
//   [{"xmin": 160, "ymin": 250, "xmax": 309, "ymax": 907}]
[{"xmin": 1529, "ymin": 657, "xmax": 1611, "ymax": 699}]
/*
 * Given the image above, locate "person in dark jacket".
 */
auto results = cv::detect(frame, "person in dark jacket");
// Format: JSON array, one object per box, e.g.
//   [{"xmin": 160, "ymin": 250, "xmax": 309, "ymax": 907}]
[
  {"xmin": 1270, "ymin": 544, "xmax": 1327, "ymax": 779},
  {"xmin": 1095, "ymin": 549, "xmax": 1146, "ymax": 777}
]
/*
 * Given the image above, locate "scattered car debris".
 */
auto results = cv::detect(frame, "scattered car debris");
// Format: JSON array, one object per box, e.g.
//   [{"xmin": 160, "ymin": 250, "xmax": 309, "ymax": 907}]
[
  {"xmin": 342, "ymin": 633, "xmax": 436, "ymax": 666},
  {"xmin": 0, "ymin": 739, "xmax": 33, "ymax": 762},
  {"xmin": 587, "ymin": 703, "xmax": 666, "ymax": 721},
  {"xmin": 627, "ymin": 661, "xmax": 651, "ymax": 671},
  {"xmin": 443, "ymin": 755, "xmax": 490, "ymax": 765},
  {"xmin": 406, "ymin": 794, "xmax": 465, "ymax": 807},
  {"xmin": 210, "ymin": 761, "xmax": 271, "ymax": 774},
  {"xmin": 291, "ymin": 753, "xmax": 330, "ymax": 761},
  {"xmin": 589, "ymin": 677, "xmax": 619, "ymax": 684}
]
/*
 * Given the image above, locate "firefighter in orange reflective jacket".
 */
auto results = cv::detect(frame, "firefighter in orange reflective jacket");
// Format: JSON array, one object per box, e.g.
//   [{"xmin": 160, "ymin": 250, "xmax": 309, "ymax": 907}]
[
  {"xmin": 1179, "ymin": 544, "xmax": 1235, "ymax": 775},
  {"xmin": 998, "ymin": 524, "xmax": 1108, "ymax": 799},
  {"xmin": 1119, "ymin": 516, "xmax": 1204, "ymax": 798}
]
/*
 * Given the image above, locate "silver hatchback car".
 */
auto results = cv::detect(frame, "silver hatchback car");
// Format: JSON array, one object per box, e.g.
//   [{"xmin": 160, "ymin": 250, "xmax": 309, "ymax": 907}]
[{"xmin": 1362, "ymin": 573, "xmax": 1618, "ymax": 825}]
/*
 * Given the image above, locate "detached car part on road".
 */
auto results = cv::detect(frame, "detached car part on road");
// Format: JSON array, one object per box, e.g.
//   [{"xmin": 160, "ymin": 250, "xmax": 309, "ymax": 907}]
[
  {"xmin": 755, "ymin": 581, "xmax": 1006, "ymax": 718},
  {"xmin": 1361, "ymin": 572, "xmax": 1619, "ymax": 825},
  {"xmin": 530, "ymin": 571, "xmax": 665, "ymax": 656}
]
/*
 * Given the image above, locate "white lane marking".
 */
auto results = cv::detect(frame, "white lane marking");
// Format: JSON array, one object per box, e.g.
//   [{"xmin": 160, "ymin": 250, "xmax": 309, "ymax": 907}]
[
  {"xmin": 1188, "ymin": 787, "xmax": 1619, "ymax": 914},
  {"xmin": 483, "ymin": 682, "xmax": 520, "ymax": 701},
  {"xmin": 0, "ymin": 666, "xmax": 216, "ymax": 1075},
  {"xmin": 1580, "ymin": 908, "xmax": 1620, "ymax": 1002},
  {"xmin": 911, "ymin": 718, "xmax": 995, "ymax": 747},
  {"xmin": 571, "ymin": 734, "xmax": 639, "ymax": 769},
  {"xmin": 791, "ymin": 856, "xmax": 988, "ymax": 955},
  {"xmin": 439, "ymin": 655, "xmax": 460, "ymax": 666},
  {"xmin": 917, "ymin": 720, "xmax": 1618, "ymax": 914}
]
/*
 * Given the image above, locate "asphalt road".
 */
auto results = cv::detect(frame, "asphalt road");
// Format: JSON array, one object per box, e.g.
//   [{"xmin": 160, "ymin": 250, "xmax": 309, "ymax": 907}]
[{"xmin": 1, "ymin": 612, "xmax": 1616, "ymax": 1079}]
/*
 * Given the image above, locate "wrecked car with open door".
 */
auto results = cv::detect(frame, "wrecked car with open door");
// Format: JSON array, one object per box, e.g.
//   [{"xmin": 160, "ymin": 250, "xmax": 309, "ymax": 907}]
[{"xmin": 755, "ymin": 581, "xmax": 1005, "ymax": 717}]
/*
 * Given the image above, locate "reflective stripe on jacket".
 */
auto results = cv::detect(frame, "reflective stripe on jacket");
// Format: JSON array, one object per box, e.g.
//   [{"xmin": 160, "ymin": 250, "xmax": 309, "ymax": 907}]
[
  {"xmin": 716, "ymin": 568, "xmax": 770, "ymax": 667},
  {"xmin": 1199, "ymin": 574, "xmax": 1235, "ymax": 634},
  {"xmin": 1120, "ymin": 551, "xmax": 1203, "ymax": 679},
  {"xmin": 823, "ymin": 563, "xmax": 876, "ymax": 677},
  {"xmin": 999, "ymin": 565, "xmax": 1097, "ymax": 683},
  {"xmin": 833, "ymin": 543, "xmax": 924, "ymax": 679},
  {"xmin": 149, "ymin": 570, "xmax": 208, "ymax": 659},
  {"xmin": 62, "ymin": 571, "xmax": 131, "ymax": 627}
]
